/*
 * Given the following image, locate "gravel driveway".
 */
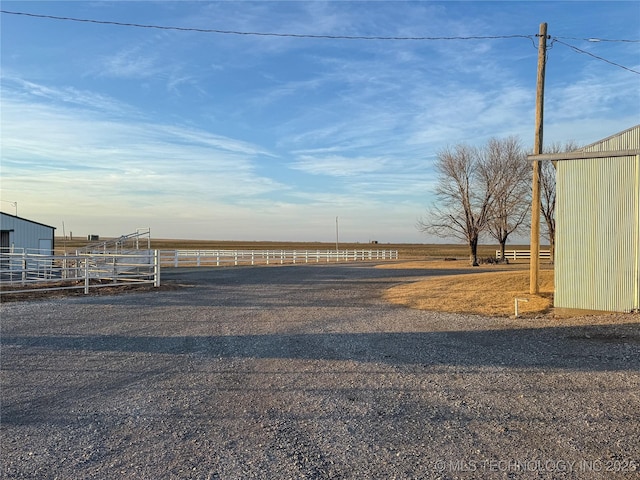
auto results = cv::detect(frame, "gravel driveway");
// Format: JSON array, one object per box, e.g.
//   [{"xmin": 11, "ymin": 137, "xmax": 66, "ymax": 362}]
[{"xmin": 1, "ymin": 263, "xmax": 639, "ymax": 479}]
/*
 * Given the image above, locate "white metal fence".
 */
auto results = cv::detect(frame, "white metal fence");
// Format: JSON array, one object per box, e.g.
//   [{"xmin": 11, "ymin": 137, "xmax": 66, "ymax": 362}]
[
  {"xmin": 1, "ymin": 248, "xmax": 397, "ymax": 296},
  {"xmin": 0, "ymin": 250, "xmax": 160, "ymax": 295},
  {"xmin": 159, "ymin": 249, "xmax": 399, "ymax": 268},
  {"xmin": 496, "ymin": 250, "xmax": 551, "ymax": 260},
  {"xmin": 76, "ymin": 228, "xmax": 151, "ymax": 254}
]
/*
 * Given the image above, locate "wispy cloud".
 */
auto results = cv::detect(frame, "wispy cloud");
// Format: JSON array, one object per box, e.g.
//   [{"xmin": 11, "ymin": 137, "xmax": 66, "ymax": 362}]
[
  {"xmin": 0, "ymin": 92, "xmax": 284, "ymax": 209},
  {"xmin": 548, "ymin": 70, "xmax": 640, "ymax": 121},
  {"xmin": 289, "ymin": 155, "xmax": 392, "ymax": 177},
  {"xmin": 2, "ymin": 1, "xmax": 638, "ymax": 241},
  {"xmin": 98, "ymin": 46, "xmax": 159, "ymax": 78},
  {"xmin": 1, "ymin": 74, "xmax": 135, "ymax": 116}
]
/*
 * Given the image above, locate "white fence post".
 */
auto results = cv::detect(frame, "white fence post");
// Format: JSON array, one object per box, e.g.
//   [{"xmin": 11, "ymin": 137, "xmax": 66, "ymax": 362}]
[
  {"xmin": 154, "ymin": 250, "xmax": 161, "ymax": 287},
  {"xmin": 84, "ymin": 259, "xmax": 90, "ymax": 294}
]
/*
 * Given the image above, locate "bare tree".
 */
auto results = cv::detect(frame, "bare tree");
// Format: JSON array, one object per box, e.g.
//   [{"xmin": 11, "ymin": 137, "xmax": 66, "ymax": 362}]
[
  {"xmin": 418, "ymin": 143, "xmax": 495, "ymax": 266},
  {"xmin": 485, "ymin": 136, "xmax": 531, "ymax": 262},
  {"xmin": 539, "ymin": 140, "xmax": 580, "ymax": 263}
]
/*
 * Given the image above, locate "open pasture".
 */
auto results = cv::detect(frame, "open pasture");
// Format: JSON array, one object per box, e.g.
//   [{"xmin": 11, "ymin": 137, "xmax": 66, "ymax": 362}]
[{"xmin": 56, "ymin": 237, "xmax": 536, "ymax": 262}]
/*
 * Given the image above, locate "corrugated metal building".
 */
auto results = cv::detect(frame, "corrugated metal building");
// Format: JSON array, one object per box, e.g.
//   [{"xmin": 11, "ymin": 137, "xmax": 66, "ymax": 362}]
[
  {"xmin": 537, "ymin": 125, "xmax": 639, "ymax": 312},
  {"xmin": 0, "ymin": 212, "xmax": 56, "ymax": 254}
]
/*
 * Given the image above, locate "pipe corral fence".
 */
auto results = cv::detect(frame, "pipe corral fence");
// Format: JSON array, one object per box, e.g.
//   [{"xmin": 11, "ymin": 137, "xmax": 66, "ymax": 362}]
[
  {"xmin": 0, "ymin": 249, "xmax": 398, "ymax": 295},
  {"xmin": 0, "ymin": 250, "xmax": 160, "ymax": 295}
]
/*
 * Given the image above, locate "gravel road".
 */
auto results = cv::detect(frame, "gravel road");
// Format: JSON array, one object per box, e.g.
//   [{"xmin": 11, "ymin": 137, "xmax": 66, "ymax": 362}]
[{"xmin": 1, "ymin": 263, "xmax": 639, "ymax": 479}]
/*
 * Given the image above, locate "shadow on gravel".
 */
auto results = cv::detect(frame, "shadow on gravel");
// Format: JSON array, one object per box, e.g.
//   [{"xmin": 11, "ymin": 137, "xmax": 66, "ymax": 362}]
[
  {"xmin": 0, "ymin": 264, "xmax": 514, "ymax": 304},
  {"xmin": 159, "ymin": 264, "xmax": 493, "ymax": 286},
  {"xmin": 3, "ymin": 324, "xmax": 639, "ymax": 372}
]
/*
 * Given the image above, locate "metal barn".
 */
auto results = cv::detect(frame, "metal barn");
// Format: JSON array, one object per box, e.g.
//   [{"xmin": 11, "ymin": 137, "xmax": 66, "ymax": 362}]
[
  {"xmin": 538, "ymin": 125, "xmax": 640, "ymax": 312},
  {"xmin": 0, "ymin": 213, "xmax": 56, "ymax": 254}
]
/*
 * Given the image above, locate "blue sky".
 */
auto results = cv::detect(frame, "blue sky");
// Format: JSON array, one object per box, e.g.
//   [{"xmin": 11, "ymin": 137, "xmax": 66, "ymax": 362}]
[{"xmin": 1, "ymin": 1, "xmax": 639, "ymax": 243}]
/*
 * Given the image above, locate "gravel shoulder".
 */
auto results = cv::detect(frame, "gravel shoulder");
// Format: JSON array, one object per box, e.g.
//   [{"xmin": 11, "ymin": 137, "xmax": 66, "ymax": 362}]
[{"xmin": 1, "ymin": 263, "xmax": 639, "ymax": 479}]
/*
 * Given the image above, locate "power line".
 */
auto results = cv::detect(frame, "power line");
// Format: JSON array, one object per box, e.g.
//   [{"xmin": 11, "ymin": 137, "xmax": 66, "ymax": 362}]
[
  {"xmin": 0, "ymin": 10, "xmax": 533, "ymax": 41},
  {"xmin": 553, "ymin": 38, "xmax": 640, "ymax": 75},
  {"xmin": 555, "ymin": 36, "xmax": 640, "ymax": 43},
  {"xmin": 2, "ymin": 9, "xmax": 638, "ymax": 74}
]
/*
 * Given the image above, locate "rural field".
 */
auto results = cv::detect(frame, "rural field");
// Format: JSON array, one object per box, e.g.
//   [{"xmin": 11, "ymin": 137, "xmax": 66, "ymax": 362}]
[{"xmin": 55, "ymin": 237, "xmax": 528, "ymax": 261}]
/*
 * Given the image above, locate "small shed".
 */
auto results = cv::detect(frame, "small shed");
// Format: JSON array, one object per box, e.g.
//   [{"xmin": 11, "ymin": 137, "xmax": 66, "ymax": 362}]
[
  {"xmin": 0, "ymin": 212, "xmax": 56, "ymax": 254},
  {"xmin": 536, "ymin": 125, "xmax": 639, "ymax": 312}
]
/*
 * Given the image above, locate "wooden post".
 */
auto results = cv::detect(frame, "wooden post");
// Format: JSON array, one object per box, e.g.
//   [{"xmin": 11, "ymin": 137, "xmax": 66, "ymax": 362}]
[{"xmin": 530, "ymin": 22, "xmax": 548, "ymax": 295}]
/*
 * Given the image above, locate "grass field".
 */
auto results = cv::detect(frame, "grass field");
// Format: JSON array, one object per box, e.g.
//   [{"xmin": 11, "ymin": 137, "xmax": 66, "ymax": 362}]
[
  {"xmin": 56, "ymin": 237, "xmax": 539, "ymax": 260},
  {"xmin": 380, "ymin": 260, "xmax": 554, "ymax": 316}
]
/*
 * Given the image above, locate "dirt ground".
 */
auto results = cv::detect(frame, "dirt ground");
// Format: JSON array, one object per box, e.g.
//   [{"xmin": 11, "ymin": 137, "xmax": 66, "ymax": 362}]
[{"xmin": 1, "ymin": 263, "xmax": 638, "ymax": 479}]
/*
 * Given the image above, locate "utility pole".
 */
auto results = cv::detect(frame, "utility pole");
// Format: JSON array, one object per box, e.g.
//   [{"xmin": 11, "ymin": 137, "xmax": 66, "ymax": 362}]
[
  {"xmin": 530, "ymin": 22, "xmax": 548, "ymax": 294},
  {"xmin": 1, "ymin": 200, "xmax": 18, "ymax": 216},
  {"xmin": 335, "ymin": 216, "xmax": 339, "ymax": 251}
]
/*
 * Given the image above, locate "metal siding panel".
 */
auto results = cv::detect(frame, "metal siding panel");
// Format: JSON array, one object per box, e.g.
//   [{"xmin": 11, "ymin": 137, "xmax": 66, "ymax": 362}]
[
  {"xmin": 0, "ymin": 214, "xmax": 54, "ymax": 253},
  {"xmin": 17, "ymin": 219, "xmax": 39, "ymax": 251},
  {"xmin": 582, "ymin": 125, "xmax": 640, "ymax": 153},
  {"xmin": 555, "ymin": 155, "xmax": 638, "ymax": 312},
  {"xmin": 0, "ymin": 213, "xmax": 16, "ymax": 231},
  {"xmin": 636, "ymin": 155, "xmax": 640, "ymax": 311}
]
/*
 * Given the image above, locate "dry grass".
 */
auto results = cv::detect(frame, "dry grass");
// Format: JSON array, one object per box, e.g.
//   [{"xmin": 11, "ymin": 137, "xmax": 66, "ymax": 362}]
[{"xmin": 383, "ymin": 264, "xmax": 554, "ymax": 317}]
